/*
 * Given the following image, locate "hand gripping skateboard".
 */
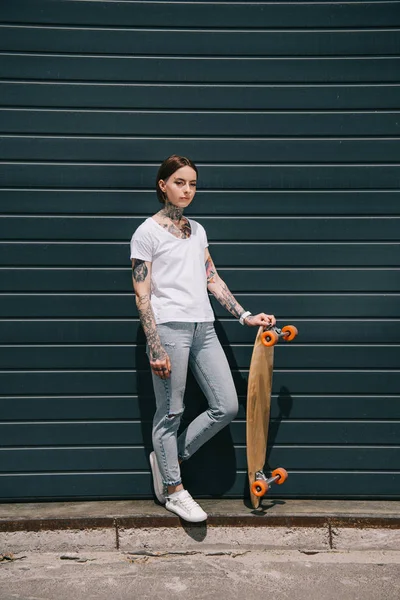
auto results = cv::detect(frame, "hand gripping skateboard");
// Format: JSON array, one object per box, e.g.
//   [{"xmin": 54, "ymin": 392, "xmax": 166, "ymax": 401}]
[{"xmin": 246, "ymin": 323, "xmax": 298, "ymax": 508}]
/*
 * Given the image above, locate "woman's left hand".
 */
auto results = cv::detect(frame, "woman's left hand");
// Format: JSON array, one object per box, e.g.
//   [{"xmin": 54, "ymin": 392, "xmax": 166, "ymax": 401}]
[{"xmin": 244, "ymin": 313, "xmax": 276, "ymax": 327}]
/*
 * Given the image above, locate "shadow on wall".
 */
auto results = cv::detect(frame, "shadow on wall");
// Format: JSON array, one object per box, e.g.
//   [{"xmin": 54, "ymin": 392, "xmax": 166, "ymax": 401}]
[
  {"xmin": 183, "ymin": 319, "xmax": 238, "ymax": 498},
  {"xmin": 135, "ymin": 325, "xmax": 155, "ymax": 498},
  {"xmin": 267, "ymin": 385, "xmax": 294, "ymax": 469}
]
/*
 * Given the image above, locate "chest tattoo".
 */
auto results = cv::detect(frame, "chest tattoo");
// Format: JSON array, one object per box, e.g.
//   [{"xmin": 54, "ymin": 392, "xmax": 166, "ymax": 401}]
[{"xmin": 160, "ymin": 218, "xmax": 192, "ymax": 239}]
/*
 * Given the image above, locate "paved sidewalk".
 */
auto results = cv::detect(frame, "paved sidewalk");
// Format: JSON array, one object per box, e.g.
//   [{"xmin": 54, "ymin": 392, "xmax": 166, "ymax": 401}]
[{"xmin": 1, "ymin": 548, "xmax": 400, "ymax": 600}]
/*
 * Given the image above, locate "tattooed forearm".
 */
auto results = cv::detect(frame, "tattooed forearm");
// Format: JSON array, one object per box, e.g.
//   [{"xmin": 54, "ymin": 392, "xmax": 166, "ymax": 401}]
[
  {"xmin": 132, "ymin": 259, "xmax": 148, "ymax": 282},
  {"xmin": 136, "ymin": 295, "xmax": 166, "ymax": 361},
  {"xmin": 210, "ymin": 280, "xmax": 245, "ymax": 319},
  {"xmin": 205, "ymin": 254, "xmax": 245, "ymax": 318},
  {"xmin": 131, "ymin": 258, "xmax": 165, "ymax": 360},
  {"xmin": 136, "ymin": 294, "xmax": 149, "ymax": 308},
  {"xmin": 205, "ymin": 256, "xmax": 217, "ymax": 284}
]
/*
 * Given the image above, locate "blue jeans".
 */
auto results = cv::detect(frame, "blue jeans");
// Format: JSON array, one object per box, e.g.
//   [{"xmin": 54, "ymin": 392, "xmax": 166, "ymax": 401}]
[{"xmin": 146, "ymin": 322, "xmax": 239, "ymax": 486}]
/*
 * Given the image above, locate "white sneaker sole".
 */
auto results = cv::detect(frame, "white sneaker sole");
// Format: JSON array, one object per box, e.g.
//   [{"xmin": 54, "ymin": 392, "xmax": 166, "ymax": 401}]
[{"xmin": 149, "ymin": 452, "xmax": 166, "ymax": 505}]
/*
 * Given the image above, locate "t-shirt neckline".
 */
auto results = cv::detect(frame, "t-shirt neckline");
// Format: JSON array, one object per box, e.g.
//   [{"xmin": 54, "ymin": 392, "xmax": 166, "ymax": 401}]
[{"xmin": 148, "ymin": 216, "xmax": 193, "ymax": 241}]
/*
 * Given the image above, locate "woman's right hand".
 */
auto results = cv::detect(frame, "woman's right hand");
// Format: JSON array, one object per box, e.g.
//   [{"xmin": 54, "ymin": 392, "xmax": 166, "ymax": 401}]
[{"xmin": 149, "ymin": 347, "xmax": 171, "ymax": 380}]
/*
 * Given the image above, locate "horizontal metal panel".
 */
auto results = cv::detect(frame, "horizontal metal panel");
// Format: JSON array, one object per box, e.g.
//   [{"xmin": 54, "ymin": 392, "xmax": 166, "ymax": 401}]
[
  {"xmin": 3, "ymin": 137, "xmax": 400, "ymax": 163},
  {"xmin": 1, "ymin": 319, "xmax": 399, "ymax": 345},
  {"xmin": 0, "ymin": 109, "xmax": 400, "ymax": 137},
  {"xmin": 1, "ymin": 395, "xmax": 398, "ymax": 421},
  {"xmin": 0, "ymin": 472, "xmax": 153, "ymax": 501},
  {"xmin": 0, "ymin": 370, "xmax": 399, "ymax": 395},
  {"xmin": 225, "ymin": 269, "xmax": 400, "ymax": 293},
  {"xmin": 2, "ymin": 54, "xmax": 399, "ymax": 83},
  {"xmin": 0, "ymin": 471, "xmax": 398, "ymax": 501},
  {"xmin": 1, "ymin": 268, "xmax": 399, "ymax": 293},
  {"xmin": 2, "ymin": 82, "xmax": 400, "ymax": 110},
  {"xmin": 185, "ymin": 470, "xmax": 400, "ymax": 500},
  {"xmin": 1, "ymin": 344, "xmax": 399, "ymax": 370},
  {"xmin": 209, "ymin": 243, "xmax": 400, "ymax": 267},
  {"xmin": 1, "ymin": 243, "xmax": 400, "ymax": 267},
  {"xmin": 1, "ymin": 294, "xmax": 399, "ymax": 318},
  {"xmin": 1, "ymin": 191, "xmax": 400, "ymax": 217},
  {"xmin": 0, "ymin": 395, "xmax": 155, "ymax": 422},
  {"xmin": 215, "ymin": 296, "xmax": 400, "ymax": 320},
  {"xmin": 1, "ymin": 164, "xmax": 399, "ymax": 189},
  {"xmin": 1, "ymin": 216, "xmax": 399, "ymax": 241},
  {"xmin": 1, "ymin": 1, "xmax": 398, "ymax": 28},
  {"xmin": 2, "ymin": 109, "xmax": 400, "ymax": 137},
  {"xmin": 2, "ymin": 26, "xmax": 400, "ymax": 57},
  {"xmin": 2, "ymin": 446, "xmax": 399, "ymax": 473},
  {"xmin": 0, "ymin": 420, "xmax": 398, "ymax": 447}
]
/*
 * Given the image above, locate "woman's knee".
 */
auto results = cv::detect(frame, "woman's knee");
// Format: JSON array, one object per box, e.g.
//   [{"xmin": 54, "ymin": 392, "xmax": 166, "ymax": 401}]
[
  {"xmin": 211, "ymin": 397, "xmax": 238, "ymax": 424},
  {"xmin": 225, "ymin": 398, "xmax": 239, "ymax": 423}
]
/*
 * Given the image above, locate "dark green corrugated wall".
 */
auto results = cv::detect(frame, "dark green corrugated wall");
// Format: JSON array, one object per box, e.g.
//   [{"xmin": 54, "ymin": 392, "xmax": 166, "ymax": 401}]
[{"xmin": 0, "ymin": 0, "xmax": 399, "ymax": 501}]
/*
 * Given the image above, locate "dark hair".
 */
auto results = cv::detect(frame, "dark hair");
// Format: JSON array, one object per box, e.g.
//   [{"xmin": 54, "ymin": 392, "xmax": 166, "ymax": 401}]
[{"xmin": 155, "ymin": 155, "xmax": 198, "ymax": 204}]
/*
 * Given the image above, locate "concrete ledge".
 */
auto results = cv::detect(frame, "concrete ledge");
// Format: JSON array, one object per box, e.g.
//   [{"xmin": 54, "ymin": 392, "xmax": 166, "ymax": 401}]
[
  {"xmin": 0, "ymin": 499, "xmax": 399, "ymax": 532},
  {"xmin": 1, "ymin": 500, "xmax": 399, "ymax": 553}
]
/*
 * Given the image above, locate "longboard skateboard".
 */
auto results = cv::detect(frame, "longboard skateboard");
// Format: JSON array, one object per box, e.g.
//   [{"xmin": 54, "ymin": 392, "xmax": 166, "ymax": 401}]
[{"xmin": 246, "ymin": 324, "xmax": 298, "ymax": 508}]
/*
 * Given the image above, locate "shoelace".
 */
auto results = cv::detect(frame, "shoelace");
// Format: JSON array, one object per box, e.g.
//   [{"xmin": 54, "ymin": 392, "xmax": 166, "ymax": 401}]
[{"xmin": 174, "ymin": 491, "xmax": 200, "ymax": 510}]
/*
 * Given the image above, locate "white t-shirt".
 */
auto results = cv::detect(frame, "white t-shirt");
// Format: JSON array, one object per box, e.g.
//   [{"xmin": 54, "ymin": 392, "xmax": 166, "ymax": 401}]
[{"xmin": 130, "ymin": 217, "xmax": 215, "ymax": 324}]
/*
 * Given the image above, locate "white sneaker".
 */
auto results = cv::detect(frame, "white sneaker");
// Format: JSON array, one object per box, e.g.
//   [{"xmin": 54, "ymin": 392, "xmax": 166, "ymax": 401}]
[
  {"xmin": 165, "ymin": 490, "xmax": 207, "ymax": 523},
  {"xmin": 149, "ymin": 451, "xmax": 166, "ymax": 504}
]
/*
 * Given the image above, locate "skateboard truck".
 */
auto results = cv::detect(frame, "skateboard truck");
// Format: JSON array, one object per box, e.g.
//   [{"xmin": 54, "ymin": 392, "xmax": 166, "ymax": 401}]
[
  {"xmin": 251, "ymin": 467, "xmax": 288, "ymax": 498},
  {"xmin": 261, "ymin": 324, "xmax": 298, "ymax": 347}
]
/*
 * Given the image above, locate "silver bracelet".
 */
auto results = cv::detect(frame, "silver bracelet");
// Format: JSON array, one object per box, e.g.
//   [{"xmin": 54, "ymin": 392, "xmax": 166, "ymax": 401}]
[{"xmin": 239, "ymin": 310, "xmax": 252, "ymax": 326}]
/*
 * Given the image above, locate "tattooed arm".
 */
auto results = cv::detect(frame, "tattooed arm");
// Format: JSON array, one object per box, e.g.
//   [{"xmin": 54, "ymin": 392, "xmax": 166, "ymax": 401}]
[
  {"xmin": 205, "ymin": 250, "xmax": 246, "ymax": 319},
  {"xmin": 204, "ymin": 249, "xmax": 276, "ymax": 327},
  {"xmin": 131, "ymin": 258, "xmax": 171, "ymax": 379}
]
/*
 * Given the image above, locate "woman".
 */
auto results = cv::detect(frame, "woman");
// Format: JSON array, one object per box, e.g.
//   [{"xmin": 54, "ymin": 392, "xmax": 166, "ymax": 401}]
[{"xmin": 130, "ymin": 155, "xmax": 276, "ymax": 522}]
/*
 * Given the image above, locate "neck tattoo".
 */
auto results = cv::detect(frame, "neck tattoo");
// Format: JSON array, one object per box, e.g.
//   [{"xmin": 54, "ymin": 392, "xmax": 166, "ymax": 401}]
[{"xmin": 160, "ymin": 201, "xmax": 184, "ymax": 224}]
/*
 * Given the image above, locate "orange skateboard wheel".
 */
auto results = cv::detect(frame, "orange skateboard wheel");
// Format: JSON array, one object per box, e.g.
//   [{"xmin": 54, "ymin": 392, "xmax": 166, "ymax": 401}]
[
  {"xmin": 251, "ymin": 479, "xmax": 269, "ymax": 497},
  {"xmin": 281, "ymin": 325, "xmax": 298, "ymax": 342},
  {"xmin": 272, "ymin": 467, "xmax": 288, "ymax": 485},
  {"xmin": 261, "ymin": 330, "xmax": 279, "ymax": 347}
]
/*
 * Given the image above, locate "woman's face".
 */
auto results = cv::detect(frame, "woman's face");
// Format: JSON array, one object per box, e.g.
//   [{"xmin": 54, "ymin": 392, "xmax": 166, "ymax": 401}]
[{"xmin": 159, "ymin": 165, "xmax": 197, "ymax": 208}]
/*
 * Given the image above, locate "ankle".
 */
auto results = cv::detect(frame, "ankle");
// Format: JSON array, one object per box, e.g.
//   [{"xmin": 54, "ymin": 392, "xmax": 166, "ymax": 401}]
[{"xmin": 167, "ymin": 483, "xmax": 184, "ymax": 496}]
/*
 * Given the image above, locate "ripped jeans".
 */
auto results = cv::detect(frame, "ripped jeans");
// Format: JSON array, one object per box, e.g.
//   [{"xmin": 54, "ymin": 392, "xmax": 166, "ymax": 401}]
[{"xmin": 146, "ymin": 322, "xmax": 239, "ymax": 486}]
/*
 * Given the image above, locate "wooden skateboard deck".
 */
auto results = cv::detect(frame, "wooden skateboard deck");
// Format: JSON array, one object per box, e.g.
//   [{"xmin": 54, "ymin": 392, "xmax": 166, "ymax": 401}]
[{"xmin": 246, "ymin": 326, "xmax": 274, "ymax": 509}]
